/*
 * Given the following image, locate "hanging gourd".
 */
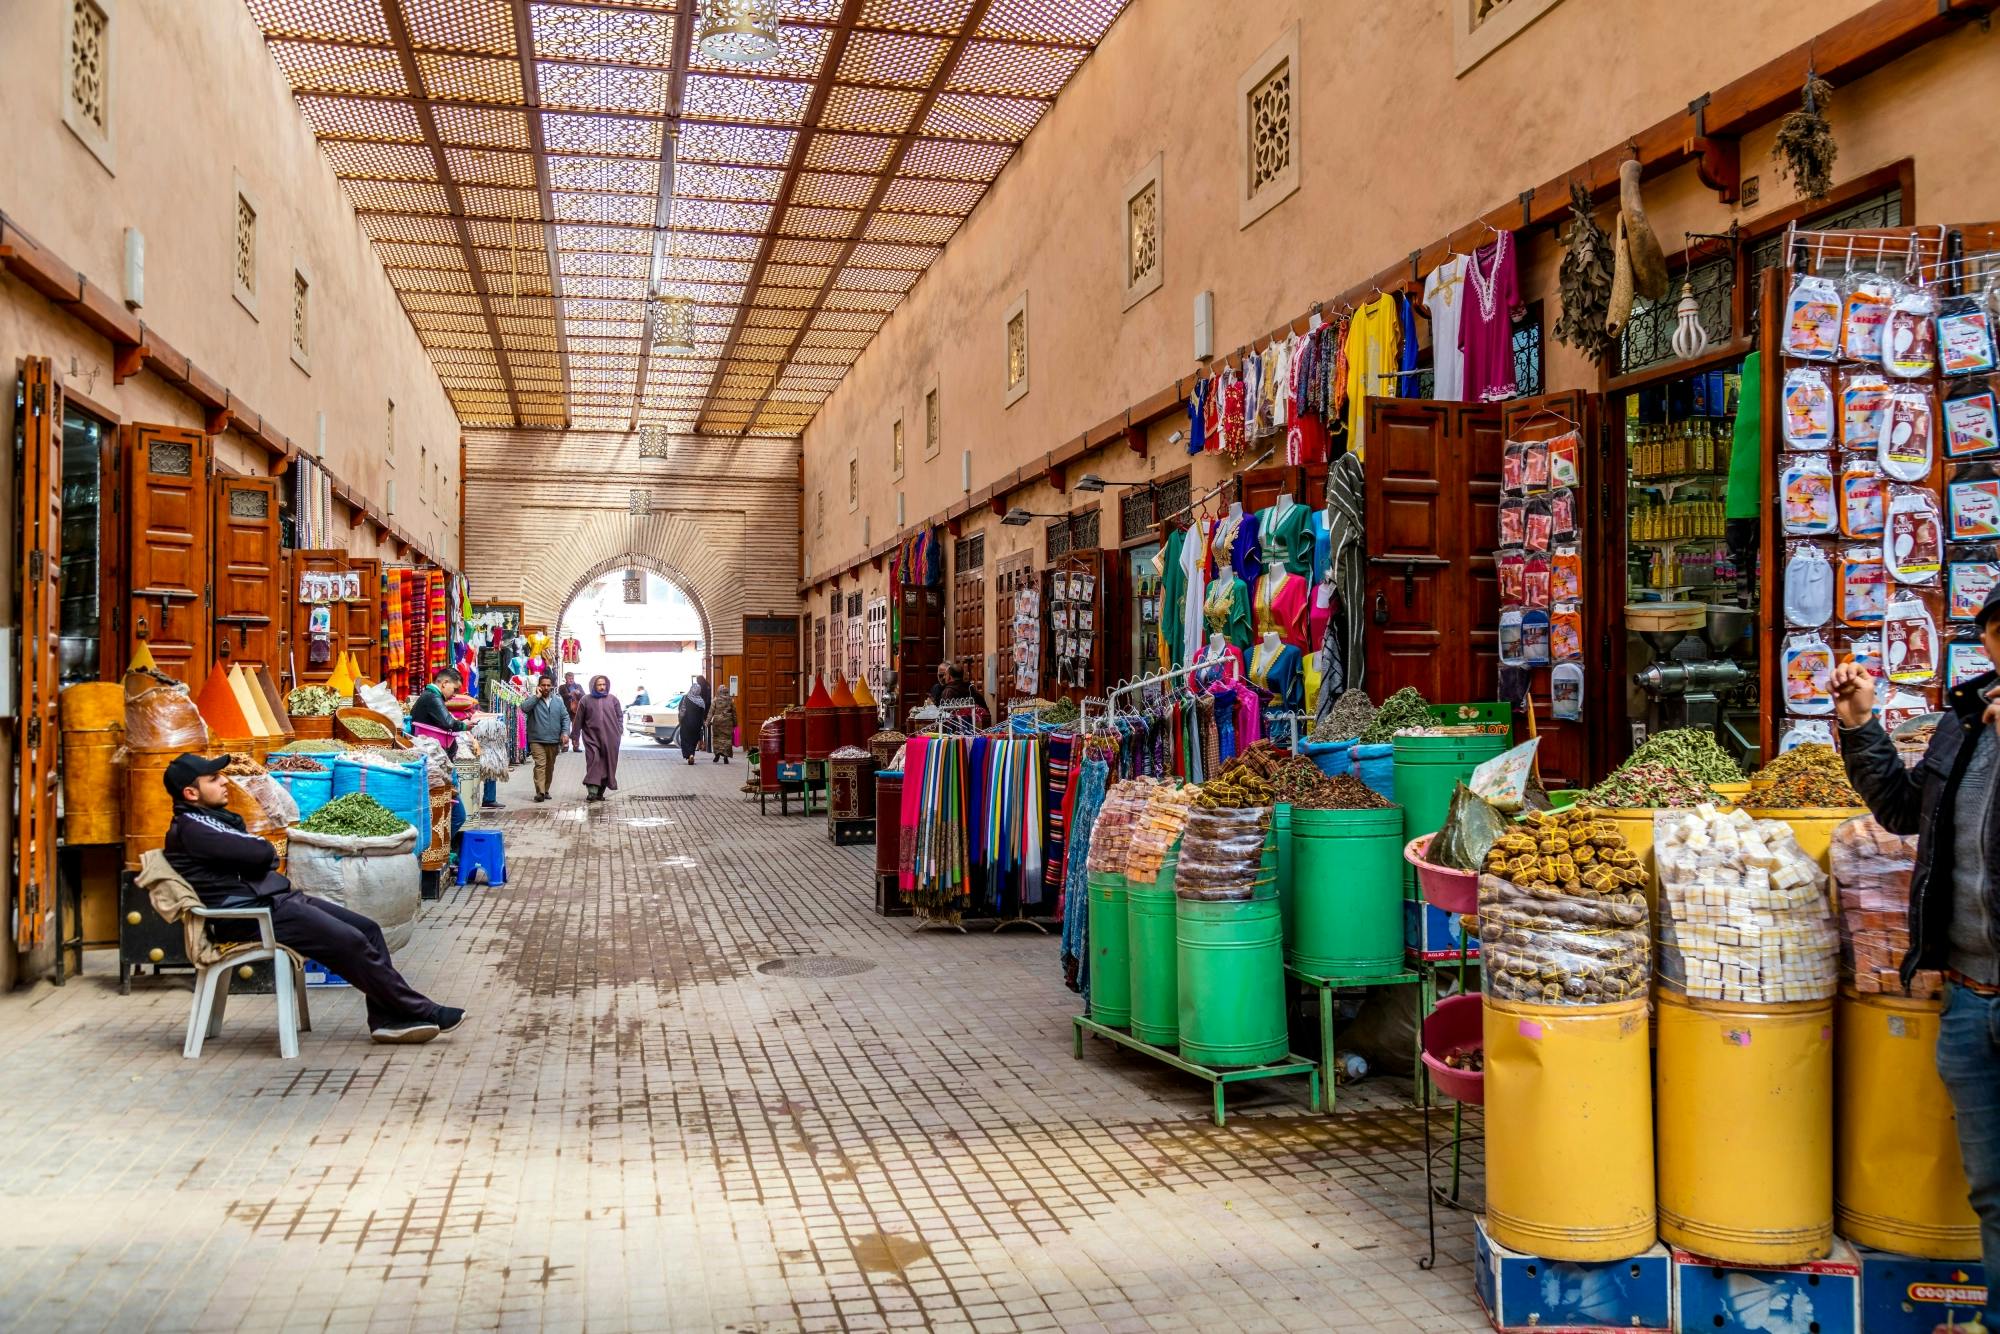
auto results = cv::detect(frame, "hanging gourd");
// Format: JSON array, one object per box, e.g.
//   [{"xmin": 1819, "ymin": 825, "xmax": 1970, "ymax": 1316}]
[
  {"xmin": 1619, "ymin": 158, "xmax": 1669, "ymax": 302},
  {"xmin": 1773, "ymin": 67, "xmax": 1837, "ymax": 202}
]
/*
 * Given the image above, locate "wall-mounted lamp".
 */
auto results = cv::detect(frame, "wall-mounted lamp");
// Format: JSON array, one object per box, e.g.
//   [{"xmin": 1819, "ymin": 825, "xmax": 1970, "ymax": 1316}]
[
  {"xmin": 1001, "ymin": 506, "xmax": 1065, "ymax": 527},
  {"xmin": 1073, "ymin": 472, "xmax": 1149, "ymax": 492}
]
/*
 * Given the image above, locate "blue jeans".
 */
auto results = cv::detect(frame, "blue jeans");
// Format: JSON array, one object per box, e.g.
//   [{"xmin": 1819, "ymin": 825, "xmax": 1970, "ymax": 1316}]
[{"xmin": 1936, "ymin": 982, "xmax": 2000, "ymax": 1309}]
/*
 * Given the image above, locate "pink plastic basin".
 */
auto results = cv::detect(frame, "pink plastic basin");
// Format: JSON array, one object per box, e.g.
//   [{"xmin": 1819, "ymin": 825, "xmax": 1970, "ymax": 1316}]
[
  {"xmin": 1420, "ymin": 990, "xmax": 1485, "ymax": 1105},
  {"xmin": 1406, "ymin": 834, "xmax": 1479, "ymax": 915}
]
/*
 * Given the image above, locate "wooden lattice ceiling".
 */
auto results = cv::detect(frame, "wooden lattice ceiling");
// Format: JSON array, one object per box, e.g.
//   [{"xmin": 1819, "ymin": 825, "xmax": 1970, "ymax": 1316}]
[{"xmin": 243, "ymin": 0, "xmax": 1128, "ymax": 434}]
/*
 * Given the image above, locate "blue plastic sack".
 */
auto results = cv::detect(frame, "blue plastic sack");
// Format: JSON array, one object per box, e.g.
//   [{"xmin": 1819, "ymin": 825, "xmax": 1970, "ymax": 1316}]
[
  {"xmin": 270, "ymin": 768, "xmax": 334, "ymax": 821},
  {"xmin": 1351, "ymin": 743, "xmax": 1396, "ymax": 801},
  {"xmin": 1302, "ymin": 738, "xmax": 1355, "ymax": 778},
  {"xmin": 332, "ymin": 755, "xmax": 430, "ymax": 855}
]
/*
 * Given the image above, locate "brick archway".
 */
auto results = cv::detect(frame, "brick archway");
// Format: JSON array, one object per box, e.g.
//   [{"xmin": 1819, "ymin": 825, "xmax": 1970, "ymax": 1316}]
[{"xmin": 553, "ymin": 555, "xmax": 714, "ymax": 665}]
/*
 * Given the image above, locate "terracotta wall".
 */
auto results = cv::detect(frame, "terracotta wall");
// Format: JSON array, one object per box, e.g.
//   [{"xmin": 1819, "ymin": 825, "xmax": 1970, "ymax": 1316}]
[
  {"xmin": 460, "ymin": 430, "xmax": 800, "ymax": 657},
  {"xmin": 801, "ymin": 0, "xmax": 1998, "ymax": 581},
  {"xmin": 0, "ymin": 0, "xmax": 466, "ymax": 986}
]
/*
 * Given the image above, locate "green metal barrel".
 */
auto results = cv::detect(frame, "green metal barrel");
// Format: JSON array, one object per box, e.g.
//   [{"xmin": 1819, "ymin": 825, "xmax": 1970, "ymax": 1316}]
[
  {"xmin": 1126, "ymin": 855, "xmax": 1180, "ymax": 1047},
  {"xmin": 1177, "ymin": 888, "xmax": 1287, "ymax": 1068},
  {"xmin": 1274, "ymin": 804, "xmax": 1295, "ymax": 947},
  {"xmin": 1088, "ymin": 871, "xmax": 1132, "ymax": 1028},
  {"xmin": 1288, "ymin": 804, "xmax": 1406, "ymax": 979},
  {"xmin": 1394, "ymin": 732, "xmax": 1509, "ymax": 890}
]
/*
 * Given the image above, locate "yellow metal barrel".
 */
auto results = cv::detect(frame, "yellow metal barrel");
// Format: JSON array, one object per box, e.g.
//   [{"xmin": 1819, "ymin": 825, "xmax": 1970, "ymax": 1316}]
[
  {"xmin": 1484, "ymin": 996, "xmax": 1656, "ymax": 1261},
  {"xmin": 1656, "ymin": 989, "xmax": 1833, "ymax": 1264},
  {"xmin": 1835, "ymin": 989, "xmax": 1979, "ymax": 1260}
]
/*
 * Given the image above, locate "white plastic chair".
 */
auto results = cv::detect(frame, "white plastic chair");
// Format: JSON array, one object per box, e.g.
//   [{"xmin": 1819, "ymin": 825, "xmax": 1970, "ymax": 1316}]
[{"xmin": 182, "ymin": 906, "xmax": 311, "ymax": 1059}]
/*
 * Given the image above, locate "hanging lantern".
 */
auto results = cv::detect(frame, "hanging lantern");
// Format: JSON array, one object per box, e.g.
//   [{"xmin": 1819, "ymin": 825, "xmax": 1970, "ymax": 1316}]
[
  {"xmin": 652, "ymin": 293, "xmax": 696, "ymax": 352},
  {"xmin": 694, "ymin": 0, "xmax": 781, "ymax": 67},
  {"xmin": 1670, "ymin": 279, "xmax": 1710, "ymax": 362},
  {"xmin": 638, "ymin": 425, "xmax": 670, "ymax": 458}
]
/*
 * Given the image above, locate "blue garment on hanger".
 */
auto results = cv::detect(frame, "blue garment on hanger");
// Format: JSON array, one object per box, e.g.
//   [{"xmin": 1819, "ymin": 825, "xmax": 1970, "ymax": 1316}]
[{"xmin": 1061, "ymin": 756, "xmax": 1109, "ymax": 997}]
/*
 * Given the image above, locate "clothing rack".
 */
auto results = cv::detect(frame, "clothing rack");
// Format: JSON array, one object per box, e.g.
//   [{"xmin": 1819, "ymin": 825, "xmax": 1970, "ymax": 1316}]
[{"xmin": 1104, "ymin": 658, "xmax": 1242, "ymax": 725}]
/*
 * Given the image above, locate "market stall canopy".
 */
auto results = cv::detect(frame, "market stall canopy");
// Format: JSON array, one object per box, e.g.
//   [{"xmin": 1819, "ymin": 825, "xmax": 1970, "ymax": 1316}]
[{"xmin": 241, "ymin": 0, "xmax": 1130, "ymax": 435}]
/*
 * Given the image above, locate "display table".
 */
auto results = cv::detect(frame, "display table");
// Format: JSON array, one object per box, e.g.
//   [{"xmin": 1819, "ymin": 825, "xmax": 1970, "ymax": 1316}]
[
  {"xmin": 1286, "ymin": 965, "xmax": 1420, "ymax": 1113},
  {"xmin": 1070, "ymin": 1014, "xmax": 1319, "ymax": 1127}
]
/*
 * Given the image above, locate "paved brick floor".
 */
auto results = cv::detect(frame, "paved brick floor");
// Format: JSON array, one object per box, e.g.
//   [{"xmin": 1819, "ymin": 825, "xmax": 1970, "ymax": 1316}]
[{"xmin": 0, "ymin": 744, "xmax": 1485, "ymax": 1333}]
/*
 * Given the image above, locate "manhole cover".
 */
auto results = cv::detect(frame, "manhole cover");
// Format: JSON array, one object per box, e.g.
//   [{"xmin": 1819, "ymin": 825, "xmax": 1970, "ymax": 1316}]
[{"xmin": 757, "ymin": 956, "xmax": 876, "ymax": 978}]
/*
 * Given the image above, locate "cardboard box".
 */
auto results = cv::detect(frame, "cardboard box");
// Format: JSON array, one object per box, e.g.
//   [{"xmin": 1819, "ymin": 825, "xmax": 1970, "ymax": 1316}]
[
  {"xmin": 1671, "ymin": 1243, "xmax": 1859, "ymax": 1334},
  {"xmin": 1852, "ymin": 1243, "xmax": 1986, "ymax": 1334},
  {"xmin": 1473, "ymin": 1215, "xmax": 1670, "ymax": 1331},
  {"xmin": 1406, "ymin": 898, "xmax": 1480, "ymax": 963}
]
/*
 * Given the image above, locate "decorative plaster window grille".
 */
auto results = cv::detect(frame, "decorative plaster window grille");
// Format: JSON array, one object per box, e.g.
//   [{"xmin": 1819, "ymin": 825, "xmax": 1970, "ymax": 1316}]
[
  {"xmin": 67, "ymin": 1, "xmax": 109, "ymax": 141},
  {"xmin": 623, "ymin": 570, "xmax": 644, "ymax": 603},
  {"xmin": 148, "ymin": 440, "xmax": 192, "ymax": 476},
  {"xmin": 638, "ymin": 425, "xmax": 670, "ymax": 457},
  {"xmin": 1046, "ymin": 520, "xmax": 1070, "ymax": 561},
  {"xmin": 954, "ymin": 533, "xmax": 984, "ymax": 573},
  {"xmin": 1045, "ymin": 512, "xmax": 1098, "ymax": 562},
  {"xmin": 891, "ymin": 417, "xmax": 904, "ymax": 477},
  {"xmin": 1454, "ymin": 0, "xmax": 1568, "ymax": 76},
  {"xmin": 629, "ymin": 488, "xmax": 651, "ymax": 515},
  {"xmin": 229, "ymin": 487, "xmax": 269, "ymax": 519},
  {"xmin": 924, "ymin": 385, "xmax": 940, "ymax": 458},
  {"xmin": 1237, "ymin": 27, "xmax": 1300, "ymax": 228},
  {"xmin": 290, "ymin": 268, "xmax": 311, "ymax": 369},
  {"xmin": 234, "ymin": 194, "xmax": 257, "ymax": 299},
  {"xmin": 1120, "ymin": 486, "xmax": 1158, "ymax": 541},
  {"xmin": 846, "ymin": 592, "xmax": 862, "ymax": 618},
  {"xmin": 1156, "ymin": 474, "xmax": 1193, "ymax": 529},
  {"xmin": 1128, "ymin": 183, "xmax": 1158, "ymax": 288},
  {"xmin": 1003, "ymin": 292, "xmax": 1029, "ymax": 406}
]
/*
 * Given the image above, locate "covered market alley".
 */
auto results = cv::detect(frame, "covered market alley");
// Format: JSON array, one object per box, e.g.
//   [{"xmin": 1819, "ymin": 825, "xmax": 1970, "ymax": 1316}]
[{"xmin": 3, "ymin": 0, "xmax": 2000, "ymax": 1329}]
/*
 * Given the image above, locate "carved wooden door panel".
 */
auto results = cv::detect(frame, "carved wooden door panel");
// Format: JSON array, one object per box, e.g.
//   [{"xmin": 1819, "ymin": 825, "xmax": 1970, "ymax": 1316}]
[
  {"xmin": 346, "ymin": 557, "xmax": 381, "ymax": 681},
  {"xmin": 123, "ymin": 423, "xmax": 211, "ymax": 683},
  {"xmin": 289, "ymin": 549, "xmax": 349, "ymax": 686},
  {"xmin": 740, "ymin": 615, "xmax": 799, "ymax": 738},
  {"xmin": 15, "ymin": 358, "xmax": 62, "ymax": 951},
  {"xmin": 211, "ymin": 474, "xmax": 280, "ymax": 676}
]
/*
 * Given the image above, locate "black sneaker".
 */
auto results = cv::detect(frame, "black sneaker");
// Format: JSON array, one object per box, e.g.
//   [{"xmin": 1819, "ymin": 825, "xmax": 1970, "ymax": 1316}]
[
  {"xmin": 371, "ymin": 1021, "xmax": 441, "ymax": 1044},
  {"xmin": 434, "ymin": 1007, "xmax": 468, "ymax": 1035}
]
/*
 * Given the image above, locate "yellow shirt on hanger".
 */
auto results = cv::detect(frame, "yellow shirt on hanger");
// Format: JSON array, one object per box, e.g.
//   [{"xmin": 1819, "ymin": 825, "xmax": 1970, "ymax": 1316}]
[{"xmin": 1343, "ymin": 294, "xmax": 1402, "ymax": 461}]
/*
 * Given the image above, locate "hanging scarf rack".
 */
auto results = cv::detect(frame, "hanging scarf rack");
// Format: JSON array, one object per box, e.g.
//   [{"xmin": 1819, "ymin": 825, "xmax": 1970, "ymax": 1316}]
[{"xmin": 1106, "ymin": 657, "xmax": 1242, "ymax": 725}]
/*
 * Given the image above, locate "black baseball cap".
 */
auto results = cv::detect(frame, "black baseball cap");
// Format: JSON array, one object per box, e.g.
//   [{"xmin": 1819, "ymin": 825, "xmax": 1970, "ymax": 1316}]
[
  {"xmin": 163, "ymin": 753, "xmax": 232, "ymax": 797},
  {"xmin": 1979, "ymin": 587, "xmax": 2000, "ymax": 631}
]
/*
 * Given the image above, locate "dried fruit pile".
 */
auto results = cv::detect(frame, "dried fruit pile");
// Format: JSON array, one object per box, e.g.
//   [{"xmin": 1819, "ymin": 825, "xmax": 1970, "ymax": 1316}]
[
  {"xmin": 268, "ymin": 753, "xmax": 328, "ymax": 773},
  {"xmin": 1270, "ymin": 755, "xmax": 1393, "ymax": 810},
  {"xmin": 1621, "ymin": 728, "xmax": 1746, "ymax": 786}
]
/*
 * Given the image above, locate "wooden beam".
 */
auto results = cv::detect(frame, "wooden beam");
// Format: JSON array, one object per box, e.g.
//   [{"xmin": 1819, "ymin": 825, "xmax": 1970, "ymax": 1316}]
[
  {"xmin": 206, "ymin": 405, "xmax": 234, "ymax": 437},
  {"xmin": 112, "ymin": 340, "xmax": 149, "ymax": 386},
  {"xmin": 509, "ymin": 0, "xmax": 573, "ymax": 428}
]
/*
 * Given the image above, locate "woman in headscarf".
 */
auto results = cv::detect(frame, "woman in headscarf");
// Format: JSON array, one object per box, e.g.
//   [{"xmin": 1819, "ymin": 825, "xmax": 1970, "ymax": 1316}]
[
  {"xmin": 706, "ymin": 683, "xmax": 737, "ymax": 763},
  {"xmin": 677, "ymin": 674, "xmax": 710, "ymax": 765},
  {"xmin": 576, "ymin": 674, "xmax": 623, "ymax": 801}
]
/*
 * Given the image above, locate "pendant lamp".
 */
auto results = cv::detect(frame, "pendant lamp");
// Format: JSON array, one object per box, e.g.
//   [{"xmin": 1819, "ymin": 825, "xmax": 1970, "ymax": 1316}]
[
  {"xmin": 1671, "ymin": 280, "xmax": 1710, "ymax": 362},
  {"xmin": 652, "ymin": 293, "xmax": 696, "ymax": 352},
  {"xmin": 695, "ymin": 0, "xmax": 781, "ymax": 67}
]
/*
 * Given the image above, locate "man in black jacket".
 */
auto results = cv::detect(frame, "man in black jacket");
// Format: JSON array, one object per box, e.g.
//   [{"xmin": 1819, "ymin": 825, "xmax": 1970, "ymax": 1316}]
[
  {"xmin": 163, "ymin": 754, "xmax": 464, "ymax": 1045},
  {"xmin": 410, "ymin": 666, "xmax": 469, "ymax": 756},
  {"xmin": 1835, "ymin": 586, "xmax": 2000, "ymax": 1305}
]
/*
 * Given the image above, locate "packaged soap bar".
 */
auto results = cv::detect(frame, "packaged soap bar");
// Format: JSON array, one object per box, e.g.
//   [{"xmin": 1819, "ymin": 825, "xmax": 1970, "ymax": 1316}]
[
  {"xmin": 1938, "ymin": 294, "xmax": 1997, "ymax": 377},
  {"xmin": 1521, "ymin": 609, "xmax": 1550, "ymax": 666},
  {"xmin": 1837, "ymin": 546, "xmax": 1886, "ymax": 626},
  {"xmin": 1841, "ymin": 374, "xmax": 1890, "ymax": 451},
  {"xmin": 1949, "ymin": 635, "xmax": 1998, "ymax": 689},
  {"xmin": 1786, "ymin": 541, "xmax": 1836, "ymax": 627},
  {"xmin": 1551, "ymin": 545, "xmax": 1582, "ymax": 602},
  {"xmin": 1887, "ymin": 486, "xmax": 1943, "ymax": 584},
  {"xmin": 1841, "ymin": 276, "xmax": 1893, "ymax": 363},
  {"xmin": 1885, "ymin": 289, "xmax": 1938, "ymax": 379},
  {"xmin": 1784, "ymin": 367, "xmax": 1834, "ymax": 449},
  {"xmin": 1948, "ymin": 549, "xmax": 1999, "ymax": 621},
  {"xmin": 1782, "ymin": 454, "xmax": 1836, "ymax": 534},
  {"xmin": 1884, "ymin": 596, "xmax": 1939, "ymax": 686},
  {"xmin": 1499, "ymin": 609, "xmax": 1524, "ymax": 666},
  {"xmin": 1498, "ymin": 550, "xmax": 1525, "ymax": 606},
  {"xmin": 1945, "ymin": 379, "xmax": 2000, "ymax": 460},
  {"xmin": 1839, "ymin": 457, "xmax": 1884, "ymax": 538},
  {"xmin": 1878, "ymin": 384, "xmax": 1935, "ymax": 482},
  {"xmin": 1548, "ymin": 432, "xmax": 1581, "ymax": 488},
  {"xmin": 1502, "ymin": 441, "xmax": 1525, "ymax": 493},
  {"xmin": 1783, "ymin": 273, "xmax": 1842, "ymax": 360},
  {"xmin": 1784, "ymin": 632, "xmax": 1837, "ymax": 715},
  {"xmin": 1949, "ymin": 469, "xmax": 2000, "ymax": 542},
  {"xmin": 1551, "ymin": 603, "xmax": 1583, "ymax": 663}
]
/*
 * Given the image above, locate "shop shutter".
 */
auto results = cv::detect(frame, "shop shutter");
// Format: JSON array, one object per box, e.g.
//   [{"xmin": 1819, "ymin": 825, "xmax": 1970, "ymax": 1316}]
[
  {"xmin": 211, "ymin": 475, "xmax": 281, "ymax": 675},
  {"xmin": 1501, "ymin": 390, "xmax": 1608, "ymax": 786},
  {"xmin": 1363, "ymin": 399, "xmax": 1501, "ymax": 705},
  {"xmin": 345, "ymin": 557, "xmax": 382, "ymax": 681},
  {"xmin": 122, "ymin": 423, "xmax": 211, "ymax": 684},
  {"xmin": 15, "ymin": 358, "xmax": 63, "ymax": 951}
]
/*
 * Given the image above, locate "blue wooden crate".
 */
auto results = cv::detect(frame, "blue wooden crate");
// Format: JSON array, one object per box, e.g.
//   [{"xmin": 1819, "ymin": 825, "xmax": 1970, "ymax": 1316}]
[
  {"xmin": 302, "ymin": 959, "xmax": 349, "ymax": 987},
  {"xmin": 1473, "ymin": 1215, "xmax": 1671, "ymax": 1332},
  {"xmin": 1406, "ymin": 898, "xmax": 1480, "ymax": 962},
  {"xmin": 1852, "ymin": 1243, "xmax": 1986, "ymax": 1334},
  {"xmin": 1671, "ymin": 1243, "xmax": 1859, "ymax": 1334}
]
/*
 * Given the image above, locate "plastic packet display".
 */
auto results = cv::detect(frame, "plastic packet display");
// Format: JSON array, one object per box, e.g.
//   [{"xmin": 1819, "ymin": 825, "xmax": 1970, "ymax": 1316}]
[
  {"xmin": 1882, "ymin": 686, "xmax": 1938, "ymax": 733},
  {"xmin": 1783, "ymin": 366, "xmax": 1835, "ymax": 449},
  {"xmin": 1948, "ymin": 635, "xmax": 1997, "ymax": 689},
  {"xmin": 1499, "ymin": 609, "xmax": 1524, "ymax": 665},
  {"xmin": 1836, "ymin": 546, "xmax": 1885, "ymax": 626},
  {"xmin": 1782, "ymin": 719, "xmax": 1837, "ymax": 752},
  {"xmin": 1950, "ymin": 467, "xmax": 2000, "ymax": 541},
  {"xmin": 1551, "ymin": 603, "xmax": 1584, "ymax": 663},
  {"xmin": 1842, "ymin": 373, "xmax": 1890, "ymax": 451},
  {"xmin": 1840, "ymin": 276, "xmax": 1893, "ymax": 363},
  {"xmin": 1552, "ymin": 546, "xmax": 1583, "ymax": 602},
  {"xmin": 1938, "ymin": 293, "xmax": 1997, "ymax": 377},
  {"xmin": 1654, "ymin": 806, "xmax": 1838, "ymax": 1004},
  {"xmin": 1829, "ymin": 815, "xmax": 1934, "ymax": 996},
  {"xmin": 1524, "ymin": 496, "xmax": 1553, "ymax": 553},
  {"xmin": 1477, "ymin": 809, "xmax": 1651, "ymax": 1006},
  {"xmin": 1784, "ymin": 541, "xmax": 1836, "ymax": 627},
  {"xmin": 1878, "ymin": 383, "xmax": 1935, "ymax": 482},
  {"xmin": 1783, "ymin": 272, "xmax": 1842, "ymax": 360},
  {"xmin": 1782, "ymin": 454, "xmax": 1836, "ymax": 534},
  {"xmin": 1086, "ymin": 778, "xmax": 1158, "ymax": 874},
  {"xmin": 1839, "ymin": 457, "xmax": 1885, "ymax": 537},
  {"xmin": 1522, "ymin": 555, "xmax": 1550, "ymax": 609},
  {"xmin": 1883, "ymin": 596, "xmax": 1939, "ymax": 686},
  {"xmin": 1549, "ymin": 432, "xmax": 1581, "ymax": 488},
  {"xmin": 1521, "ymin": 610, "xmax": 1551, "ymax": 666},
  {"xmin": 1784, "ymin": 632, "xmax": 1836, "ymax": 715},
  {"xmin": 1886, "ymin": 486, "xmax": 1944, "ymax": 584},
  {"xmin": 1945, "ymin": 379, "xmax": 2000, "ymax": 459},
  {"xmin": 1502, "ymin": 441, "xmax": 1525, "ymax": 493},
  {"xmin": 1885, "ymin": 288, "xmax": 1938, "ymax": 378},
  {"xmin": 1499, "ymin": 497, "xmax": 1525, "ymax": 548},
  {"xmin": 1522, "ymin": 437, "xmax": 1550, "ymax": 491},
  {"xmin": 1948, "ymin": 549, "xmax": 2000, "ymax": 621},
  {"xmin": 1549, "ymin": 487, "xmax": 1578, "ymax": 540},
  {"xmin": 1498, "ymin": 550, "xmax": 1526, "ymax": 605}
]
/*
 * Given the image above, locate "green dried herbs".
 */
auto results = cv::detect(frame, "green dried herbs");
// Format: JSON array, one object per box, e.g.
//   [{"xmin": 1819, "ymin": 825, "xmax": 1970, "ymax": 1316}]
[
  {"xmin": 341, "ymin": 718, "xmax": 394, "ymax": 740},
  {"xmin": 1619, "ymin": 728, "xmax": 1746, "ymax": 785},
  {"xmin": 1581, "ymin": 762, "xmax": 1720, "ymax": 810},
  {"xmin": 1360, "ymin": 687, "xmax": 1432, "ymax": 743},
  {"xmin": 295, "ymin": 793, "xmax": 410, "ymax": 838},
  {"xmin": 1773, "ymin": 73, "xmax": 1837, "ymax": 203},
  {"xmin": 1312, "ymin": 689, "xmax": 1377, "ymax": 742},
  {"xmin": 1555, "ymin": 183, "xmax": 1615, "ymax": 361}
]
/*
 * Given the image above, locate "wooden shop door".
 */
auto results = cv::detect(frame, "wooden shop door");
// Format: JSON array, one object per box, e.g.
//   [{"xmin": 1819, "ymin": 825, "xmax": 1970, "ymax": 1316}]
[
  {"xmin": 15, "ymin": 358, "xmax": 63, "ymax": 951},
  {"xmin": 346, "ymin": 557, "xmax": 382, "ymax": 681},
  {"xmin": 211, "ymin": 475, "xmax": 281, "ymax": 676},
  {"xmin": 122, "ymin": 423, "xmax": 212, "ymax": 684},
  {"xmin": 1501, "ymin": 390, "xmax": 1610, "ymax": 787},
  {"xmin": 1363, "ymin": 398, "xmax": 1502, "ymax": 707},
  {"xmin": 289, "ymin": 549, "xmax": 349, "ymax": 686},
  {"xmin": 953, "ymin": 532, "xmax": 985, "ymax": 668},
  {"xmin": 740, "ymin": 615, "xmax": 799, "ymax": 739}
]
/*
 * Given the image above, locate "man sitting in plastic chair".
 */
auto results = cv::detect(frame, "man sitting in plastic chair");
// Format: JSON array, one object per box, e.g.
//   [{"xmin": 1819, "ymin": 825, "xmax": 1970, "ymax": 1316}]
[{"xmin": 162, "ymin": 754, "xmax": 468, "ymax": 1045}]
